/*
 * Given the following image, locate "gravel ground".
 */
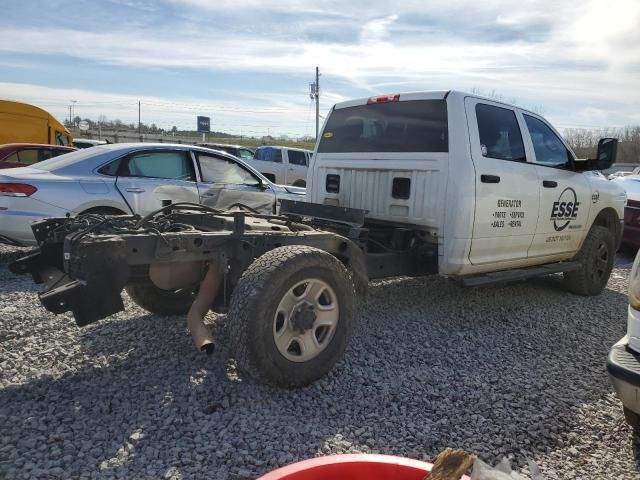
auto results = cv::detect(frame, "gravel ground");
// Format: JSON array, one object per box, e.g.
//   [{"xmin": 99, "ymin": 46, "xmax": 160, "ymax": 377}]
[{"xmin": 1, "ymin": 243, "xmax": 640, "ymax": 479}]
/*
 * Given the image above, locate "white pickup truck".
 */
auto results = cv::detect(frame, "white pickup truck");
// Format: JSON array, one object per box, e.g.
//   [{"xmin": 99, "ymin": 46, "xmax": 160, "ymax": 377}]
[
  {"xmin": 247, "ymin": 146, "xmax": 312, "ymax": 187},
  {"xmin": 11, "ymin": 90, "xmax": 625, "ymax": 387}
]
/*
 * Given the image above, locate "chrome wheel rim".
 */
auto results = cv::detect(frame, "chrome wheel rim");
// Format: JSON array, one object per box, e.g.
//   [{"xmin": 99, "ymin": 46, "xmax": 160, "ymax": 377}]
[{"xmin": 273, "ymin": 278, "xmax": 339, "ymax": 362}]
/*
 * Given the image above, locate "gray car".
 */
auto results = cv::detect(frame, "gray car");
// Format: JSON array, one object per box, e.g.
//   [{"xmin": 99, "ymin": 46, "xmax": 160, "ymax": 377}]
[{"xmin": 0, "ymin": 143, "xmax": 305, "ymax": 246}]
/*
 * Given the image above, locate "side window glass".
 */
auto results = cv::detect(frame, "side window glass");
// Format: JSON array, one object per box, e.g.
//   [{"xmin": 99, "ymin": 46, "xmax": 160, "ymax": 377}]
[
  {"xmin": 475, "ymin": 104, "xmax": 526, "ymax": 162},
  {"xmin": 55, "ymin": 131, "xmax": 68, "ymax": 146},
  {"xmin": 122, "ymin": 151, "xmax": 195, "ymax": 180},
  {"xmin": 198, "ymin": 154, "xmax": 259, "ymax": 185},
  {"xmin": 239, "ymin": 149, "xmax": 254, "ymax": 160},
  {"xmin": 523, "ymin": 114, "xmax": 572, "ymax": 167},
  {"xmin": 288, "ymin": 150, "xmax": 307, "ymax": 166},
  {"xmin": 41, "ymin": 149, "xmax": 53, "ymax": 160},
  {"xmin": 254, "ymin": 147, "xmax": 282, "ymax": 163},
  {"xmin": 4, "ymin": 152, "xmax": 20, "ymax": 162},
  {"xmin": 98, "ymin": 158, "xmax": 122, "ymax": 176},
  {"xmin": 17, "ymin": 149, "xmax": 40, "ymax": 165}
]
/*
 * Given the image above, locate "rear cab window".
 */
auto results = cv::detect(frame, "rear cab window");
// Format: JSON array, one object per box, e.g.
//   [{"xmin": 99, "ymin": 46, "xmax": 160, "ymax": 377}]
[
  {"xmin": 318, "ymin": 99, "xmax": 448, "ymax": 153},
  {"xmin": 254, "ymin": 147, "xmax": 283, "ymax": 162}
]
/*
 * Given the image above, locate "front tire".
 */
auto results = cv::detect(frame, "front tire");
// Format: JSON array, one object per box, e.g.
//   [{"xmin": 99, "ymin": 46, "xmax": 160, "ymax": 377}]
[
  {"xmin": 564, "ymin": 225, "xmax": 615, "ymax": 296},
  {"xmin": 125, "ymin": 284, "xmax": 196, "ymax": 315},
  {"xmin": 228, "ymin": 245, "xmax": 355, "ymax": 387},
  {"xmin": 624, "ymin": 407, "xmax": 640, "ymax": 432}
]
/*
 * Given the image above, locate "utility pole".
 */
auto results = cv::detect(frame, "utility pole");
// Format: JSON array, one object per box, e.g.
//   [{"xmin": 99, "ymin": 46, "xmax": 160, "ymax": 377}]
[
  {"xmin": 138, "ymin": 101, "xmax": 141, "ymax": 136},
  {"xmin": 69, "ymin": 104, "xmax": 72, "ymax": 125},
  {"xmin": 309, "ymin": 67, "xmax": 320, "ymax": 139}
]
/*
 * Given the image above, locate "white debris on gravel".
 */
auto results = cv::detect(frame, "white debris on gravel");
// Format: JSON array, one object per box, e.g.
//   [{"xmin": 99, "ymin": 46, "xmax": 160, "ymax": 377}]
[{"xmin": 1, "ymin": 242, "xmax": 640, "ymax": 479}]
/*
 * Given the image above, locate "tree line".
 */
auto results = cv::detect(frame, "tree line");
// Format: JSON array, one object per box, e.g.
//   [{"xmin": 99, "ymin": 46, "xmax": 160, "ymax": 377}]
[{"xmin": 563, "ymin": 126, "xmax": 640, "ymax": 163}]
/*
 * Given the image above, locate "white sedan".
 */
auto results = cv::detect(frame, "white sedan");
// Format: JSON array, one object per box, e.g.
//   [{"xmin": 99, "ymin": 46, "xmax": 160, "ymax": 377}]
[{"xmin": 0, "ymin": 143, "xmax": 305, "ymax": 245}]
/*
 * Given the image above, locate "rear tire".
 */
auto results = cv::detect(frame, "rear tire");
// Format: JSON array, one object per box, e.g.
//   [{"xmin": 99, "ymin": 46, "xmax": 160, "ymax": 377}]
[
  {"xmin": 564, "ymin": 225, "xmax": 615, "ymax": 296},
  {"xmin": 292, "ymin": 180, "xmax": 306, "ymax": 187},
  {"xmin": 125, "ymin": 284, "xmax": 196, "ymax": 316},
  {"xmin": 228, "ymin": 245, "xmax": 355, "ymax": 387}
]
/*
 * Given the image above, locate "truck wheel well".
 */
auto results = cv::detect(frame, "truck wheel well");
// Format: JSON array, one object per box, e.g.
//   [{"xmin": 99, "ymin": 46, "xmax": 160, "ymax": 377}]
[{"xmin": 592, "ymin": 208, "xmax": 619, "ymax": 235}]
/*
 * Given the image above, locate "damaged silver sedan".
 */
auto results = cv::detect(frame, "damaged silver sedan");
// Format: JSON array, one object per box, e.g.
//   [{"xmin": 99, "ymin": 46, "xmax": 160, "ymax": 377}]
[{"xmin": 0, "ymin": 143, "xmax": 305, "ymax": 246}]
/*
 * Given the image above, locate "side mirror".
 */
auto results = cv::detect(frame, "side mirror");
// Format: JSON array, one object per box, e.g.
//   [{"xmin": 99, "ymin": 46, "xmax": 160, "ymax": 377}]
[
  {"xmin": 594, "ymin": 137, "xmax": 618, "ymax": 170},
  {"xmin": 573, "ymin": 137, "xmax": 618, "ymax": 171}
]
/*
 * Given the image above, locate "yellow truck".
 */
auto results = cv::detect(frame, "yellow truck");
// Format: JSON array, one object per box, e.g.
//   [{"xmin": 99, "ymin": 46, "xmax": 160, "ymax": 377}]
[{"xmin": 0, "ymin": 100, "xmax": 73, "ymax": 146}]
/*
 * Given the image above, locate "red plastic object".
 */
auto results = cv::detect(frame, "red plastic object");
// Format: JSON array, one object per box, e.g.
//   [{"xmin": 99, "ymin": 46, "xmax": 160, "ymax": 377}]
[{"xmin": 257, "ymin": 453, "xmax": 471, "ymax": 480}]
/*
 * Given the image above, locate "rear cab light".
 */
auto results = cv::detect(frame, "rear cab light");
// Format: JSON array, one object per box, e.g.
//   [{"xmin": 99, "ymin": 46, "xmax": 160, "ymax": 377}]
[
  {"xmin": 367, "ymin": 93, "xmax": 401, "ymax": 105},
  {"xmin": 0, "ymin": 183, "xmax": 38, "ymax": 197}
]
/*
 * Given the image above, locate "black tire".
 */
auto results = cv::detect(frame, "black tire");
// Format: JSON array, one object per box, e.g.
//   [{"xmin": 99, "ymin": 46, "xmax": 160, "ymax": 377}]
[
  {"xmin": 80, "ymin": 207, "xmax": 127, "ymax": 215},
  {"xmin": 125, "ymin": 284, "xmax": 196, "ymax": 316},
  {"xmin": 228, "ymin": 245, "xmax": 355, "ymax": 387},
  {"xmin": 292, "ymin": 180, "xmax": 306, "ymax": 188},
  {"xmin": 624, "ymin": 407, "xmax": 640, "ymax": 432},
  {"xmin": 564, "ymin": 225, "xmax": 615, "ymax": 296}
]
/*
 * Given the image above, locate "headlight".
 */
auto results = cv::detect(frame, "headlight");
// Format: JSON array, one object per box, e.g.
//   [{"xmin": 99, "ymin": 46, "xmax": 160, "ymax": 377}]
[{"xmin": 629, "ymin": 251, "xmax": 640, "ymax": 310}]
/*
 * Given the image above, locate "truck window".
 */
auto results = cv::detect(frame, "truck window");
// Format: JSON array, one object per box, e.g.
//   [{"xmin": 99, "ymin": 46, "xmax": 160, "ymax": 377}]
[
  {"xmin": 288, "ymin": 150, "xmax": 307, "ymax": 166},
  {"xmin": 476, "ymin": 104, "xmax": 526, "ymax": 162},
  {"xmin": 523, "ymin": 114, "xmax": 572, "ymax": 167},
  {"xmin": 318, "ymin": 100, "xmax": 448, "ymax": 153},
  {"xmin": 55, "ymin": 131, "xmax": 69, "ymax": 146},
  {"xmin": 238, "ymin": 149, "xmax": 254, "ymax": 160},
  {"xmin": 254, "ymin": 147, "xmax": 283, "ymax": 163}
]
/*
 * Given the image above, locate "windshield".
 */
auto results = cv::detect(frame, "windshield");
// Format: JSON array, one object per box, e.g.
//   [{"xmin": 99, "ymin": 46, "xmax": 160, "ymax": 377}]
[
  {"xmin": 33, "ymin": 145, "xmax": 110, "ymax": 171},
  {"xmin": 318, "ymin": 99, "xmax": 448, "ymax": 153}
]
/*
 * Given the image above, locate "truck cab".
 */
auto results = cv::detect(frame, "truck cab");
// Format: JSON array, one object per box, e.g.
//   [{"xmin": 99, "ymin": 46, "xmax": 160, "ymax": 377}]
[
  {"xmin": 308, "ymin": 90, "xmax": 625, "ymax": 281},
  {"xmin": 249, "ymin": 146, "xmax": 312, "ymax": 187}
]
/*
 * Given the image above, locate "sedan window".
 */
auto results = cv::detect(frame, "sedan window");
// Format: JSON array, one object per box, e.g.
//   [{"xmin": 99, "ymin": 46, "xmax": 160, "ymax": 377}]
[
  {"xmin": 17, "ymin": 149, "xmax": 40, "ymax": 165},
  {"xmin": 121, "ymin": 151, "xmax": 195, "ymax": 181},
  {"xmin": 197, "ymin": 153, "xmax": 260, "ymax": 185},
  {"xmin": 3, "ymin": 152, "xmax": 19, "ymax": 163}
]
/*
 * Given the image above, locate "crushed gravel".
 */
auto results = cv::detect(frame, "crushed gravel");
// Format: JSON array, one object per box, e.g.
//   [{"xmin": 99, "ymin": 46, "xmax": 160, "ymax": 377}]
[{"xmin": 1, "ymin": 243, "xmax": 640, "ymax": 479}]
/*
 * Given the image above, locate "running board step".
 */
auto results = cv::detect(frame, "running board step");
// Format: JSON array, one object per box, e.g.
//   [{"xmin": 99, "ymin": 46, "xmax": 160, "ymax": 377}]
[{"xmin": 460, "ymin": 261, "xmax": 581, "ymax": 288}]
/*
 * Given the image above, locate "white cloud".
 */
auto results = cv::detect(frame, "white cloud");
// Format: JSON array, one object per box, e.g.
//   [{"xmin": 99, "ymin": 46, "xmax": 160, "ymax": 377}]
[{"xmin": 0, "ymin": 0, "xmax": 638, "ymax": 131}]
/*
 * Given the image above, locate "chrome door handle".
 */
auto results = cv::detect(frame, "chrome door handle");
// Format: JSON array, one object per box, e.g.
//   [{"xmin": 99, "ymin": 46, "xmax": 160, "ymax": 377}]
[
  {"xmin": 288, "ymin": 168, "xmax": 295, "ymax": 171},
  {"xmin": 125, "ymin": 187, "xmax": 145, "ymax": 193}
]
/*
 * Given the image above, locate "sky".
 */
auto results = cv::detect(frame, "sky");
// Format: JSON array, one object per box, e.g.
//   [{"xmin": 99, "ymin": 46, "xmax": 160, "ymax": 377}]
[{"xmin": 0, "ymin": 0, "xmax": 639, "ymax": 138}]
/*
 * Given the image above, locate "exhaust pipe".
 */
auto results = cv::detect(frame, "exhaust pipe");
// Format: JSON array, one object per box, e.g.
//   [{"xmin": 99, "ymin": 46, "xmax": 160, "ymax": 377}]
[{"xmin": 187, "ymin": 264, "xmax": 221, "ymax": 355}]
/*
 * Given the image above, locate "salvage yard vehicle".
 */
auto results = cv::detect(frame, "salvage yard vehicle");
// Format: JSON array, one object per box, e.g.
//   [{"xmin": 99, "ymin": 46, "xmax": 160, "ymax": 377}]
[
  {"xmin": 0, "ymin": 100, "xmax": 73, "ymax": 146},
  {"xmin": 0, "ymin": 143, "xmax": 77, "ymax": 169},
  {"xmin": 248, "ymin": 146, "xmax": 312, "ymax": 187},
  {"xmin": 0, "ymin": 143, "xmax": 304, "ymax": 245},
  {"xmin": 608, "ymin": 250, "xmax": 640, "ymax": 431},
  {"xmin": 10, "ymin": 90, "xmax": 624, "ymax": 387}
]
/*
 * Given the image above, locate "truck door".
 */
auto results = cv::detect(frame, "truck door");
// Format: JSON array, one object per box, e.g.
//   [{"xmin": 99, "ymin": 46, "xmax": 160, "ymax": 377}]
[
  {"xmin": 520, "ymin": 112, "xmax": 591, "ymax": 258},
  {"xmin": 465, "ymin": 98, "xmax": 539, "ymax": 265},
  {"xmin": 115, "ymin": 149, "xmax": 200, "ymax": 215},
  {"xmin": 285, "ymin": 149, "xmax": 308, "ymax": 186}
]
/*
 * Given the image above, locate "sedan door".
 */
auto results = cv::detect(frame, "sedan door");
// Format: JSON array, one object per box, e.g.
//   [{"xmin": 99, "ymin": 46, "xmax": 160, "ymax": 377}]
[
  {"xmin": 114, "ymin": 149, "xmax": 200, "ymax": 215},
  {"xmin": 194, "ymin": 151, "xmax": 276, "ymax": 213}
]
